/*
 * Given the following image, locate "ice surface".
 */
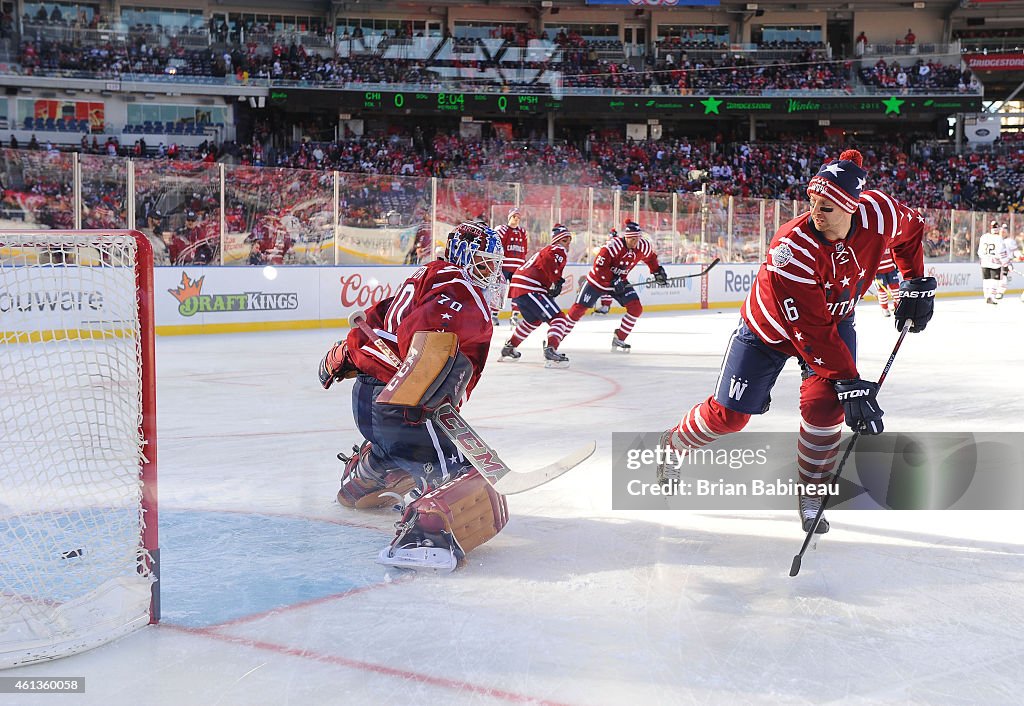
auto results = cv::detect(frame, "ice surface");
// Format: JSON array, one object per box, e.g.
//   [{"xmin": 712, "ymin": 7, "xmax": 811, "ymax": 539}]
[{"xmin": 4, "ymin": 297, "xmax": 1023, "ymax": 705}]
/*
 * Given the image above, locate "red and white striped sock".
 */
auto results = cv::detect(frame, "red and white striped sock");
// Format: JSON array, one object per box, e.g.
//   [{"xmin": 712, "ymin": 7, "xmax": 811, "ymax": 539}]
[
  {"xmin": 509, "ymin": 319, "xmax": 539, "ymax": 347},
  {"xmin": 797, "ymin": 418, "xmax": 843, "ymax": 486},
  {"xmin": 617, "ymin": 313, "xmax": 639, "ymax": 340},
  {"xmin": 664, "ymin": 397, "xmax": 748, "ymax": 455},
  {"xmin": 546, "ymin": 313, "xmax": 570, "ymax": 347},
  {"xmin": 549, "ymin": 308, "xmax": 584, "ymax": 347}
]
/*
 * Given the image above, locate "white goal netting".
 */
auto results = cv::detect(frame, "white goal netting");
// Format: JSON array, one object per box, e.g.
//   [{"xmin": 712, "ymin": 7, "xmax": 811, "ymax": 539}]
[{"xmin": 0, "ymin": 231, "xmax": 157, "ymax": 669}]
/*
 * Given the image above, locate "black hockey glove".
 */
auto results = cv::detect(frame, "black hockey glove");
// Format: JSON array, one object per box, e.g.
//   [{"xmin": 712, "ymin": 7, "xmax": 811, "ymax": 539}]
[
  {"xmin": 834, "ymin": 378, "xmax": 884, "ymax": 435},
  {"xmin": 893, "ymin": 276, "xmax": 936, "ymax": 333},
  {"xmin": 547, "ymin": 277, "xmax": 565, "ymax": 298},
  {"xmin": 612, "ymin": 278, "xmax": 630, "ymax": 297},
  {"xmin": 653, "ymin": 266, "xmax": 668, "ymax": 285}
]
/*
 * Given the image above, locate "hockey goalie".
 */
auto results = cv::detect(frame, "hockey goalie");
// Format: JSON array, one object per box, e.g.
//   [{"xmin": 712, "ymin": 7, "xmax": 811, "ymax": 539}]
[{"xmin": 318, "ymin": 220, "xmax": 508, "ymax": 572}]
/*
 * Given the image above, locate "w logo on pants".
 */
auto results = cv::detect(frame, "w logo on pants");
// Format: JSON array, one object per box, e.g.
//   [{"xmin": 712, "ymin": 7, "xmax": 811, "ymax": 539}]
[{"xmin": 728, "ymin": 375, "xmax": 749, "ymax": 400}]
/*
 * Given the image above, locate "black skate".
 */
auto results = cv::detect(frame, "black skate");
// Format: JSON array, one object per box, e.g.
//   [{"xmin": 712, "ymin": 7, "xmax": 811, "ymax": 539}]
[
  {"xmin": 592, "ymin": 305, "xmax": 610, "ymax": 315},
  {"xmin": 499, "ymin": 340, "xmax": 521, "ymax": 361},
  {"xmin": 611, "ymin": 331, "xmax": 631, "ymax": 353},
  {"xmin": 543, "ymin": 345, "xmax": 569, "ymax": 369},
  {"xmin": 799, "ymin": 494, "xmax": 830, "ymax": 534}
]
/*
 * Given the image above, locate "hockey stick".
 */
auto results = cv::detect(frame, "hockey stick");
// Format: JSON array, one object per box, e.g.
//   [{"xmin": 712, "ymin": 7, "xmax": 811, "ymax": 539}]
[
  {"xmin": 432, "ymin": 403, "xmax": 596, "ymax": 495},
  {"xmin": 634, "ymin": 258, "xmax": 720, "ymax": 288},
  {"xmin": 349, "ymin": 310, "xmax": 403, "ymax": 368},
  {"xmin": 789, "ymin": 319, "xmax": 913, "ymax": 577}
]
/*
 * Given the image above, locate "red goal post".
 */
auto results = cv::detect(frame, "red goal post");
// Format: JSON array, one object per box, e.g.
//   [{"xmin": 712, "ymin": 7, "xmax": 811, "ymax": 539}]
[{"xmin": 0, "ymin": 230, "xmax": 159, "ymax": 668}]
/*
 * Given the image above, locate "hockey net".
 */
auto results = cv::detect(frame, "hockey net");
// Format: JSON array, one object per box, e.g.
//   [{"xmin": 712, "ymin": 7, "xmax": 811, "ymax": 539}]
[{"xmin": 0, "ymin": 230, "xmax": 158, "ymax": 669}]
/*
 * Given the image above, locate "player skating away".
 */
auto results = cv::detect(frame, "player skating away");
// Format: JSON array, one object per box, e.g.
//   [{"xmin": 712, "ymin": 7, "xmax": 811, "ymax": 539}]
[
  {"xmin": 873, "ymin": 246, "xmax": 901, "ymax": 317},
  {"xmin": 978, "ymin": 220, "xmax": 1010, "ymax": 305},
  {"xmin": 318, "ymin": 221, "xmax": 509, "ymax": 571},
  {"xmin": 495, "ymin": 207, "xmax": 529, "ymax": 326},
  {"xmin": 500, "ymin": 224, "xmax": 573, "ymax": 368},
  {"xmin": 996, "ymin": 223, "xmax": 1019, "ymax": 300},
  {"xmin": 655, "ymin": 150, "xmax": 935, "ymax": 534},
  {"xmin": 547, "ymin": 220, "xmax": 667, "ymax": 353}
]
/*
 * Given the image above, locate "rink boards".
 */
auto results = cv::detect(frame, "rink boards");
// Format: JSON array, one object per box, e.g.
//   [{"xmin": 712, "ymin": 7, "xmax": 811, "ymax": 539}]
[{"xmin": 145, "ymin": 262, "xmax": 1000, "ymax": 336}]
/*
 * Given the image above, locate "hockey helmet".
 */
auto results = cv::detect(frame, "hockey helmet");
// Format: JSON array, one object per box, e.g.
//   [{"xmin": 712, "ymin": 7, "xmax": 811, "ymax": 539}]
[{"xmin": 445, "ymin": 221, "xmax": 504, "ymax": 290}]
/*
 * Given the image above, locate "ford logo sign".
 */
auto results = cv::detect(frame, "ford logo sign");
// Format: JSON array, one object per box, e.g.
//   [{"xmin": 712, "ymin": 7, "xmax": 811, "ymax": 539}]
[{"xmin": 975, "ymin": 128, "xmax": 991, "ymax": 136}]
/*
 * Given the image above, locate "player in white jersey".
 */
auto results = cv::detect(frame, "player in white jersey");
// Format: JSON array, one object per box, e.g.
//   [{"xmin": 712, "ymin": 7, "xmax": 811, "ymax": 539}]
[
  {"xmin": 996, "ymin": 224, "xmax": 1019, "ymax": 300},
  {"xmin": 978, "ymin": 220, "xmax": 1010, "ymax": 305}
]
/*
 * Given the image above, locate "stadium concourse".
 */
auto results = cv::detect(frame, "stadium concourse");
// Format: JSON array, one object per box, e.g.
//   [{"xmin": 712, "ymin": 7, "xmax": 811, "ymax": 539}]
[{"xmin": 5, "ymin": 298, "xmax": 1023, "ymax": 704}]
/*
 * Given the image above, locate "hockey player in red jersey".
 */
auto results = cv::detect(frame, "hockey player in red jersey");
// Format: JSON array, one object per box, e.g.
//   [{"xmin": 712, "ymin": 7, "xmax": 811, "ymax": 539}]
[
  {"xmin": 547, "ymin": 220, "xmax": 667, "ymax": 353},
  {"xmin": 656, "ymin": 150, "xmax": 936, "ymax": 534},
  {"xmin": 499, "ymin": 224, "xmax": 573, "ymax": 367},
  {"xmin": 318, "ymin": 221, "xmax": 509, "ymax": 571},
  {"xmin": 873, "ymin": 246, "xmax": 901, "ymax": 317},
  {"xmin": 495, "ymin": 207, "xmax": 529, "ymax": 326},
  {"xmin": 497, "ymin": 207, "xmax": 529, "ymax": 279}
]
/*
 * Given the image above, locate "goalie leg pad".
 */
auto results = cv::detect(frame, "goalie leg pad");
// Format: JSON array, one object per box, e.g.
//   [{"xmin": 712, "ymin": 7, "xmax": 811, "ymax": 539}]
[
  {"xmin": 337, "ymin": 441, "xmax": 418, "ymax": 509},
  {"xmin": 383, "ymin": 470, "xmax": 509, "ymax": 567}
]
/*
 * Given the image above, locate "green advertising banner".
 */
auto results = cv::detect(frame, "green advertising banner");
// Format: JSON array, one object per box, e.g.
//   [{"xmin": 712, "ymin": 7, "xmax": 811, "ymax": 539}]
[{"xmin": 321, "ymin": 90, "xmax": 981, "ymax": 118}]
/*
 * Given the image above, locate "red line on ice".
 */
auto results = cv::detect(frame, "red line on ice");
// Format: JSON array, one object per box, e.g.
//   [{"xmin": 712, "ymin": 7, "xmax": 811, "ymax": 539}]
[{"xmin": 163, "ymin": 624, "xmax": 574, "ymax": 706}]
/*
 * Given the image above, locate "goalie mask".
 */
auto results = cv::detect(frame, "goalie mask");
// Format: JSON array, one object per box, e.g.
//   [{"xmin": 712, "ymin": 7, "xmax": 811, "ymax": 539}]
[{"xmin": 445, "ymin": 221, "xmax": 505, "ymax": 305}]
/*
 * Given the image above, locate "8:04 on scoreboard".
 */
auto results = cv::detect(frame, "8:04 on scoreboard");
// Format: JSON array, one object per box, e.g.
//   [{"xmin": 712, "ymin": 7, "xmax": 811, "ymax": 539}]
[{"xmin": 354, "ymin": 91, "xmax": 560, "ymax": 114}]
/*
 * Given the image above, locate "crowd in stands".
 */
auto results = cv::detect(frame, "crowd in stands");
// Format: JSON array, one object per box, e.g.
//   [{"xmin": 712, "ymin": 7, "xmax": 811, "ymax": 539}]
[
  {"xmin": 12, "ymin": 31, "xmax": 977, "ymax": 94},
  {"xmin": 859, "ymin": 58, "xmax": 973, "ymax": 92},
  {"xmin": 7, "ymin": 127, "xmax": 1023, "ymax": 213},
  {"xmin": 652, "ymin": 51, "xmax": 851, "ymax": 94},
  {"xmin": 3, "ymin": 133, "xmax": 1022, "ymax": 268},
  {"xmin": 256, "ymin": 133, "xmax": 1024, "ymax": 213}
]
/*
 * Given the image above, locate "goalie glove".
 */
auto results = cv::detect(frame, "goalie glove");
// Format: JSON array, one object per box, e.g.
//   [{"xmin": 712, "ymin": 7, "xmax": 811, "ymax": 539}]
[
  {"xmin": 547, "ymin": 277, "xmax": 565, "ymax": 298},
  {"xmin": 834, "ymin": 378, "xmax": 884, "ymax": 435},
  {"xmin": 893, "ymin": 276, "xmax": 936, "ymax": 333},
  {"xmin": 653, "ymin": 266, "xmax": 668, "ymax": 285},
  {"xmin": 318, "ymin": 340, "xmax": 359, "ymax": 390}
]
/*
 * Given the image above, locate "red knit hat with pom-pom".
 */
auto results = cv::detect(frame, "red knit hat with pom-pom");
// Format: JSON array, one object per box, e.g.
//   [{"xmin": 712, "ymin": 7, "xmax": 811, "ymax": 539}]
[{"xmin": 806, "ymin": 149, "xmax": 867, "ymax": 214}]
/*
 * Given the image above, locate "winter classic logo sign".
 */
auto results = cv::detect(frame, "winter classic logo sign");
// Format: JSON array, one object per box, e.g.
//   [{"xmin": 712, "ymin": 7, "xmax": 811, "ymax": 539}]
[{"xmin": 168, "ymin": 272, "xmax": 298, "ymax": 317}]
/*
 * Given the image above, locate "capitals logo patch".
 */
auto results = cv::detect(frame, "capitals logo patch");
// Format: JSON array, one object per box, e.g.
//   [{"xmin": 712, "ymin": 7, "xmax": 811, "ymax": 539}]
[{"xmin": 770, "ymin": 242, "xmax": 794, "ymax": 268}]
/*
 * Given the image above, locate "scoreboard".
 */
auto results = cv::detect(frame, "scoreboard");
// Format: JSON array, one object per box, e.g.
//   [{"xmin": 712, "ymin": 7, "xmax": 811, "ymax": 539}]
[
  {"xmin": 348, "ymin": 91, "xmax": 563, "ymax": 115},
  {"xmin": 275, "ymin": 88, "xmax": 982, "ymax": 118}
]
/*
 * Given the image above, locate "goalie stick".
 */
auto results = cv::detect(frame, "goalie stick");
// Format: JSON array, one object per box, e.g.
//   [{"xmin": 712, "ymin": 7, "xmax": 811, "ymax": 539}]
[
  {"xmin": 347, "ymin": 311, "xmax": 597, "ymax": 494},
  {"xmin": 634, "ymin": 258, "xmax": 720, "ymax": 288},
  {"xmin": 349, "ymin": 310, "xmax": 403, "ymax": 368},
  {"xmin": 789, "ymin": 319, "xmax": 913, "ymax": 577},
  {"xmin": 432, "ymin": 403, "xmax": 596, "ymax": 495}
]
